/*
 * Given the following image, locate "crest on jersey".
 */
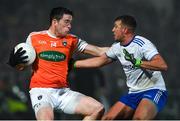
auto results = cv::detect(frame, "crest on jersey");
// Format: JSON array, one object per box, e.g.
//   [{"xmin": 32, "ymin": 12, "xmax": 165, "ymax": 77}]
[
  {"xmin": 62, "ymin": 40, "xmax": 67, "ymax": 46},
  {"xmin": 38, "ymin": 95, "xmax": 42, "ymax": 100}
]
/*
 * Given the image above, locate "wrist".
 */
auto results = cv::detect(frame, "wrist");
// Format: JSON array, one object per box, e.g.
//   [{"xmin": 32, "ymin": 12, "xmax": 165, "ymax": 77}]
[
  {"xmin": 15, "ymin": 64, "xmax": 25, "ymax": 71},
  {"xmin": 135, "ymin": 59, "xmax": 142, "ymax": 67},
  {"xmin": 73, "ymin": 62, "xmax": 76, "ymax": 69}
]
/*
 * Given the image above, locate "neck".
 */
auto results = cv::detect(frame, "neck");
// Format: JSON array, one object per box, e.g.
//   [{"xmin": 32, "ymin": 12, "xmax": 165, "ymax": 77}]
[
  {"xmin": 48, "ymin": 27, "xmax": 64, "ymax": 38},
  {"xmin": 121, "ymin": 34, "xmax": 135, "ymax": 46},
  {"xmin": 48, "ymin": 27, "xmax": 57, "ymax": 37}
]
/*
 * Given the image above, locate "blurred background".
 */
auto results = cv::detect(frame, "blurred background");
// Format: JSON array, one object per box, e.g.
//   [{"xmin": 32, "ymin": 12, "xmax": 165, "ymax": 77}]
[{"xmin": 0, "ymin": 0, "xmax": 179, "ymax": 120}]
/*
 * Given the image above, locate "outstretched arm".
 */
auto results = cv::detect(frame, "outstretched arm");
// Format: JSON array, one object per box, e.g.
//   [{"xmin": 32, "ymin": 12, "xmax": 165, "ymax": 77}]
[
  {"xmin": 74, "ymin": 53, "xmax": 112, "ymax": 68},
  {"xmin": 83, "ymin": 44, "xmax": 109, "ymax": 56}
]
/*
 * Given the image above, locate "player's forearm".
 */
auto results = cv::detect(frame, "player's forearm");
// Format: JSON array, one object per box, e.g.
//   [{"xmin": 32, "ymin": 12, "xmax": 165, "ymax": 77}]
[
  {"xmin": 140, "ymin": 59, "xmax": 168, "ymax": 71},
  {"xmin": 83, "ymin": 44, "xmax": 109, "ymax": 56},
  {"xmin": 74, "ymin": 58, "xmax": 104, "ymax": 68},
  {"xmin": 97, "ymin": 47, "xmax": 109, "ymax": 56}
]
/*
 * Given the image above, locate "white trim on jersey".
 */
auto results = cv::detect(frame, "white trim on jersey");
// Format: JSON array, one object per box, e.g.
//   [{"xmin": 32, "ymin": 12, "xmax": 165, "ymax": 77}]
[
  {"xmin": 26, "ymin": 35, "xmax": 32, "ymax": 46},
  {"xmin": 76, "ymin": 38, "xmax": 88, "ymax": 52}
]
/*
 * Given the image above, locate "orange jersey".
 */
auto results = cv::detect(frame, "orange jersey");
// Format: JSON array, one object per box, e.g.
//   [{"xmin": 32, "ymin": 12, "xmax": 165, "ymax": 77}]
[{"xmin": 26, "ymin": 30, "xmax": 87, "ymax": 88}]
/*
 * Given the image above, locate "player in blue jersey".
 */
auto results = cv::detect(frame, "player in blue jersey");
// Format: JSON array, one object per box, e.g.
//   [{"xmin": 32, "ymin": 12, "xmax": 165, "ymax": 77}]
[{"xmin": 73, "ymin": 15, "xmax": 168, "ymax": 120}]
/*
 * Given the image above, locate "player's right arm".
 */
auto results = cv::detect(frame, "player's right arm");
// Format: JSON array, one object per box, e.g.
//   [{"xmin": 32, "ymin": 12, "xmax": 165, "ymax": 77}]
[
  {"xmin": 83, "ymin": 44, "xmax": 109, "ymax": 56},
  {"xmin": 74, "ymin": 53, "xmax": 112, "ymax": 68},
  {"xmin": 75, "ymin": 38, "xmax": 109, "ymax": 56}
]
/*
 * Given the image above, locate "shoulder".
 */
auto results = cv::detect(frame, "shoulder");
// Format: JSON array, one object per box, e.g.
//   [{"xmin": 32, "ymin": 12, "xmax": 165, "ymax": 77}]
[
  {"xmin": 66, "ymin": 34, "xmax": 87, "ymax": 45},
  {"xmin": 110, "ymin": 42, "xmax": 121, "ymax": 49},
  {"xmin": 28, "ymin": 30, "xmax": 48, "ymax": 37},
  {"xmin": 111, "ymin": 42, "xmax": 120, "ymax": 47},
  {"xmin": 66, "ymin": 34, "xmax": 81, "ymax": 43},
  {"xmin": 134, "ymin": 35, "xmax": 152, "ymax": 44},
  {"xmin": 66, "ymin": 34, "xmax": 79, "ymax": 39},
  {"xmin": 130, "ymin": 35, "xmax": 153, "ymax": 48},
  {"xmin": 107, "ymin": 42, "xmax": 121, "ymax": 53}
]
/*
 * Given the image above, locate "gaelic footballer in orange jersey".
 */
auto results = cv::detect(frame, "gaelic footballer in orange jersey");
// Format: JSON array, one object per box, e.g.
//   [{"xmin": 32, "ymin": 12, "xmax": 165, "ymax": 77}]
[
  {"xmin": 7, "ymin": 7, "xmax": 107, "ymax": 120},
  {"xmin": 26, "ymin": 30, "xmax": 88, "ymax": 88}
]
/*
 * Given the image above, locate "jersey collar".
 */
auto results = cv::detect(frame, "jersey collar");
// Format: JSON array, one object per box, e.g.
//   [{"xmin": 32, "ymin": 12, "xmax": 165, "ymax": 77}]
[{"xmin": 121, "ymin": 35, "xmax": 136, "ymax": 47}]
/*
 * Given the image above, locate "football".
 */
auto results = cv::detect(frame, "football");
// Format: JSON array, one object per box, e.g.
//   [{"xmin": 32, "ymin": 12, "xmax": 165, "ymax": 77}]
[{"xmin": 14, "ymin": 43, "xmax": 36, "ymax": 66}]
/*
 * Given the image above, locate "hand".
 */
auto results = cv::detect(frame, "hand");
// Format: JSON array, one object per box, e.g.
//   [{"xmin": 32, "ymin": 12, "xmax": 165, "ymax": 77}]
[
  {"xmin": 7, "ymin": 47, "xmax": 28, "ymax": 67},
  {"xmin": 123, "ymin": 49, "xmax": 142, "ymax": 67}
]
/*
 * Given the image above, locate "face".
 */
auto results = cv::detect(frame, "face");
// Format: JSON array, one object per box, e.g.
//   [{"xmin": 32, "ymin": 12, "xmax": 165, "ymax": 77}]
[
  {"xmin": 112, "ymin": 20, "xmax": 126, "ymax": 42},
  {"xmin": 54, "ymin": 14, "xmax": 73, "ymax": 37}
]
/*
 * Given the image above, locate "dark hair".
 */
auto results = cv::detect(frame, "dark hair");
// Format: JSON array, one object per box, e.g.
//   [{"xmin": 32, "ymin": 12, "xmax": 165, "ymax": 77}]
[
  {"xmin": 114, "ymin": 15, "xmax": 137, "ymax": 32},
  {"xmin": 49, "ymin": 7, "xmax": 73, "ymax": 24}
]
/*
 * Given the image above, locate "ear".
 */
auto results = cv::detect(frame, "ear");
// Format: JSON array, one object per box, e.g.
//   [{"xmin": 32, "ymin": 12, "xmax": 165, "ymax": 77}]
[
  {"xmin": 121, "ymin": 27, "xmax": 127, "ymax": 33},
  {"xmin": 123, "ymin": 27, "xmax": 129, "ymax": 34},
  {"xmin": 52, "ymin": 19, "xmax": 58, "ymax": 26}
]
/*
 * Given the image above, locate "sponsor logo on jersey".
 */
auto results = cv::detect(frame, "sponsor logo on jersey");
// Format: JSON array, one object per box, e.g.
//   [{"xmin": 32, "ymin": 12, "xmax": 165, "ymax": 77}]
[
  {"xmin": 39, "ymin": 51, "xmax": 66, "ymax": 62},
  {"xmin": 122, "ymin": 64, "xmax": 135, "ymax": 70},
  {"xmin": 38, "ymin": 40, "xmax": 47, "ymax": 44}
]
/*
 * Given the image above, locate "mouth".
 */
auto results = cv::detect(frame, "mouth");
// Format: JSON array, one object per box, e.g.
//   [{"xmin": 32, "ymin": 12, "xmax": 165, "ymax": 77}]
[
  {"xmin": 65, "ymin": 28, "xmax": 71, "ymax": 33},
  {"xmin": 113, "ymin": 34, "xmax": 116, "ymax": 38},
  {"xmin": 64, "ymin": 30, "xmax": 70, "ymax": 35}
]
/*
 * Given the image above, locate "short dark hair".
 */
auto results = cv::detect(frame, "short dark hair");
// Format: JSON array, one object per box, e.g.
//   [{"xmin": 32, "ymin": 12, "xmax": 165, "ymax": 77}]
[
  {"xmin": 49, "ymin": 6, "xmax": 73, "ymax": 24},
  {"xmin": 114, "ymin": 15, "xmax": 137, "ymax": 32}
]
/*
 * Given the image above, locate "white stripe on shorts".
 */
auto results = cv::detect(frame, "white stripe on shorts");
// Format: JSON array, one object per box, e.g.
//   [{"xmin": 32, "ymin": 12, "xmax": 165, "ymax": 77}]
[{"xmin": 154, "ymin": 90, "xmax": 162, "ymax": 103}]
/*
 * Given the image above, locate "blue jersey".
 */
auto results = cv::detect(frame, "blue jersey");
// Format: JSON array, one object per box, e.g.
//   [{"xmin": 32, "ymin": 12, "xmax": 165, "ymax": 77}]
[{"xmin": 106, "ymin": 35, "xmax": 166, "ymax": 93}]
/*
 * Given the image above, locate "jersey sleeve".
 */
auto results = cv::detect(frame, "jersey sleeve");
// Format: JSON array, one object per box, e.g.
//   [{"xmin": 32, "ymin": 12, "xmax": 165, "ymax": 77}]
[
  {"xmin": 142, "ymin": 39, "xmax": 159, "ymax": 60},
  {"xmin": 76, "ymin": 38, "xmax": 88, "ymax": 52},
  {"xmin": 105, "ymin": 44, "xmax": 118, "ymax": 60}
]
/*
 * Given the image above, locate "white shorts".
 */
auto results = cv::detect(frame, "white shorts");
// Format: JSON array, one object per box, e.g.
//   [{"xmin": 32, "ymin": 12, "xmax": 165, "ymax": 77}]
[{"xmin": 29, "ymin": 88, "xmax": 85, "ymax": 115}]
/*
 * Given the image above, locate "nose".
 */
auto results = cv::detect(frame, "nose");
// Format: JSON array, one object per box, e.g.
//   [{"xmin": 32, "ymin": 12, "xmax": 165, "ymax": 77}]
[
  {"xmin": 112, "ymin": 27, "xmax": 115, "ymax": 32},
  {"xmin": 68, "ymin": 24, "xmax": 71, "ymax": 29}
]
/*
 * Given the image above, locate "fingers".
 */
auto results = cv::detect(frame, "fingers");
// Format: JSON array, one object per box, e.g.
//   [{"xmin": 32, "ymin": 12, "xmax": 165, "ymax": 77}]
[
  {"xmin": 21, "ymin": 55, "xmax": 28, "ymax": 60},
  {"xmin": 16, "ymin": 48, "xmax": 28, "ymax": 64},
  {"xmin": 17, "ymin": 55, "xmax": 28, "ymax": 64},
  {"xmin": 20, "ymin": 50, "xmax": 26, "ymax": 55},
  {"xmin": 21, "ymin": 60, "xmax": 28, "ymax": 64},
  {"xmin": 16, "ymin": 47, "xmax": 23, "ymax": 53},
  {"xmin": 8, "ymin": 47, "xmax": 28, "ymax": 67},
  {"xmin": 16, "ymin": 47, "xmax": 26, "ymax": 55}
]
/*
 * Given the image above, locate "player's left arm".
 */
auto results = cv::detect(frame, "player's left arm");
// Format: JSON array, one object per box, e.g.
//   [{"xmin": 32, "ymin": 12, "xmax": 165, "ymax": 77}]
[
  {"xmin": 74, "ymin": 53, "xmax": 113, "ymax": 68},
  {"xmin": 83, "ymin": 44, "xmax": 109, "ymax": 56},
  {"xmin": 123, "ymin": 49, "xmax": 168, "ymax": 71},
  {"xmin": 140, "ymin": 54, "xmax": 168, "ymax": 71}
]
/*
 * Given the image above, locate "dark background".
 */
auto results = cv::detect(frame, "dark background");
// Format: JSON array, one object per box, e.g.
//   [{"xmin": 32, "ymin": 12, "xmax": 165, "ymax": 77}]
[{"xmin": 0, "ymin": 0, "xmax": 179, "ymax": 119}]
